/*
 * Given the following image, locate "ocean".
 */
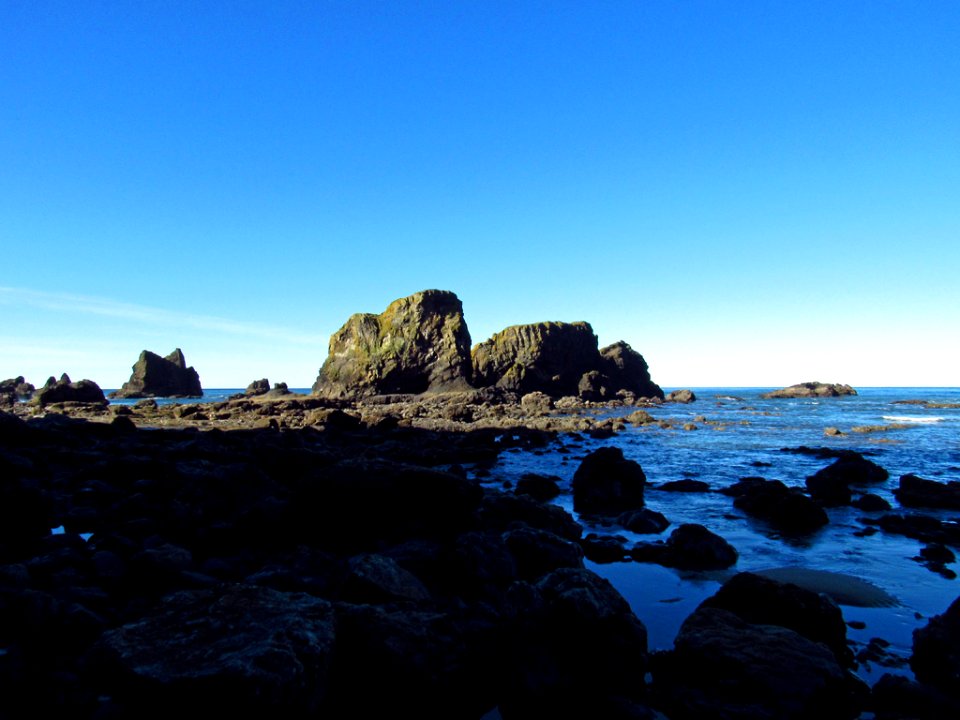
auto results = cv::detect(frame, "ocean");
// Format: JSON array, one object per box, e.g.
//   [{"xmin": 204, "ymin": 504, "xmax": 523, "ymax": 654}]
[{"xmin": 107, "ymin": 386, "xmax": 960, "ymax": 684}]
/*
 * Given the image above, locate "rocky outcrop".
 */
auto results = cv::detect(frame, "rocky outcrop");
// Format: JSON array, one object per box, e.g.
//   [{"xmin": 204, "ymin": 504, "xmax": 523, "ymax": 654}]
[
  {"xmin": 722, "ymin": 477, "xmax": 829, "ymax": 533},
  {"xmin": 895, "ymin": 474, "xmax": 960, "ymax": 510},
  {"xmin": 32, "ymin": 374, "xmax": 106, "ymax": 407},
  {"xmin": 1, "ymin": 376, "xmax": 35, "ymax": 404},
  {"xmin": 313, "ymin": 290, "xmax": 473, "ymax": 398},
  {"xmin": 762, "ymin": 382, "xmax": 857, "ymax": 399},
  {"xmin": 598, "ymin": 341, "xmax": 664, "ymax": 400},
  {"xmin": 110, "ymin": 349, "xmax": 203, "ymax": 399},
  {"xmin": 911, "ymin": 594, "xmax": 960, "ymax": 696},
  {"xmin": 572, "ymin": 446, "xmax": 646, "ymax": 514},
  {"xmin": 471, "ymin": 321, "xmax": 599, "ymax": 397},
  {"xmin": 631, "ymin": 523, "xmax": 738, "ymax": 570},
  {"xmin": 653, "ymin": 606, "xmax": 866, "ymax": 719},
  {"xmin": 805, "ymin": 452, "xmax": 889, "ymax": 506}
]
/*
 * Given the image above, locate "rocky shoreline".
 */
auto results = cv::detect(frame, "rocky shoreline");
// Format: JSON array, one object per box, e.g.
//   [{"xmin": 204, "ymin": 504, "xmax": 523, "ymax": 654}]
[{"xmin": 2, "ymin": 393, "xmax": 960, "ymax": 719}]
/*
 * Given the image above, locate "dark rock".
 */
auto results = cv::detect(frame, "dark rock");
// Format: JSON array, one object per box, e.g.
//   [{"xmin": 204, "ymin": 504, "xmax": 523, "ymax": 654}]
[
  {"xmin": 762, "ymin": 382, "xmax": 858, "ymax": 399},
  {"xmin": 598, "ymin": 341, "xmax": 664, "ymax": 400},
  {"xmin": 861, "ymin": 513, "xmax": 960, "ymax": 547},
  {"xmin": 91, "ymin": 584, "xmax": 337, "ymax": 714},
  {"xmin": 617, "ymin": 508, "xmax": 670, "ymax": 534},
  {"xmin": 729, "ymin": 477, "xmax": 829, "ymax": 533},
  {"xmin": 852, "ymin": 493, "xmax": 892, "ymax": 512},
  {"xmin": 653, "ymin": 606, "xmax": 866, "ymax": 720},
  {"xmin": 580, "ymin": 534, "xmax": 628, "ymax": 563},
  {"xmin": 912, "ymin": 594, "xmax": 960, "ymax": 695},
  {"xmin": 1, "ymin": 375, "xmax": 34, "ymax": 401},
  {"xmin": 658, "ymin": 479, "xmax": 710, "ymax": 493},
  {"xmin": 666, "ymin": 388, "xmax": 696, "ymax": 403},
  {"xmin": 514, "ymin": 473, "xmax": 561, "ymax": 502},
  {"xmin": 479, "ymin": 492, "xmax": 582, "ymax": 541},
  {"xmin": 806, "ymin": 453, "xmax": 889, "ymax": 506},
  {"xmin": 871, "ymin": 673, "xmax": 960, "ymax": 720},
  {"xmin": 110, "ymin": 349, "xmax": 203, "ymax": 399},
  {"xmin": 342, "ymin": 553, "xmax": 431, "ymax": 603},
  {"xmin": 504, "ymin": 526, "xmax": 585, "ymax": 580},
  {"xmin": 699, "ymin": 572, "xmax": 852, "ymax": 666},
  {"xmin": 32, "ymin": 374, "xmax": 107, "ymax": 407},
  {"xmin": 577, "ymin": 369, "xmax": 611, "ymax": 401},
  {"xmin": 312, "ymin": 289, "xmax": 473, "ymax": 398},
  {"xmin": 472, "ymin": 321, "xmax": 600, "ymax": 397},
  {"xmin": 895, "ymin": 473, "xmax": 960, "ymax": 510},
  {"xmin": 632, "ymin": 524, "xmax": 738, "ymax": 570},
  {"xmin": 920, "ymin": 542, "xmax": 956, "ymax": 564},
  {"xmin": 572, "ymin": 446, "xmax": 646, "ymax": 514}
]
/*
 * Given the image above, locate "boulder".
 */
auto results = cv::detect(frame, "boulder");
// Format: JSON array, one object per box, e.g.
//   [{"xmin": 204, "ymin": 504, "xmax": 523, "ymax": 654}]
[
  {"xmin": 658, "ymin": 478, "xmax": 710, "ymax": 493},
  {"xmin": 871, "ymin": 673, "xmax": 960, "ymax": 720},
  {"xmin": 504, "ymin": 526, "xmax": 585, "ymax": 580},
  {"xmin": 762, "ymin": 382, "xmax": 857, "ymax": 399},
  {"xmin": 725, "ymin": 477, "xmax": 829, "ymax": 533},
  {"xmin": 616, "ymin": 508, "xmax": 670, "ymax": 534},
  {"xmin": 653, "ymin": 607, "xmax": 866, "ymax": 720},
  {"xmin": 245, "ymin": 378, "xmax": 271, "ymax": 396},
  {"xmin": 699, "ymin": 572, "xmax": 852, "ymax": 666},
  {"xmin": 312, "ymin": 289, "xmax": 473, "ymax": 398},
  {"xmin": 1, "ymin": 375, "xmax": 34, "ymax": 402},
  {"xmin": 91, "ymin": 584, "xmax": 337, "ymax": 715},
  {"xmin": 666, "ymin": 388, "xmax": 696, "ymax": 403},
  {"xmin": 577, "ymin": 369, "xmax": 610, "ymax": 401},
  {"xmin": 472, "ymin": 321, "xmax": 600, "ymax": 397},
  {"xmin": 806, "ymin": 453, "xmax": 889, "ymax": 506},
  {"xmin": 895, "ymin": 473, "xmax": 960, "ymax": 510},
  {"xmin": 911, "ymin": 594, "xmax": 960, "ymax": 696},
  {"xmin": 631, "ymin": 523, "xmax": 738, "ymax": 570},
  {"xmin": 514, "ymin": 473, "xmax": 561, "ymax": 502},
  {"xmin": 111, "ymin": 349, "xmax": 203, "ymax": 399},
  {"xmin": 598, "ymin": 341, "xmax": 664, "ymax": 400},
  {"xmin": 572, "ymin": 446, "xmax": 646, "ymax": 514},
  {"xmin": 33, "ymin": 374, "xmax": 107, "ymax": 407}
]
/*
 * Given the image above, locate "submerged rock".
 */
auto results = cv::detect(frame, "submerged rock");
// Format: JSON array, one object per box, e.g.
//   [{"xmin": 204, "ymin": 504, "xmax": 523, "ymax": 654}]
[
  {"xmin": 110, "ymin": 349, "xmax": 203, "ymax": 399},
  {"xmin": 313, "ymin": 289, "xmax": 473, "ymax": 398},
  {"xmin": 762, "ymin": 382, "xmax": 857, "ymax": 399}
]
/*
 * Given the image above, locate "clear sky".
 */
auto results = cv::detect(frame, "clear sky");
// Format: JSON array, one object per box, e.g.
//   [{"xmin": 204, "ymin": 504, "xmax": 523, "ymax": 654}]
[{"xmin": 2, "ymin": 1, "xmax": 958, "ymax": 389}]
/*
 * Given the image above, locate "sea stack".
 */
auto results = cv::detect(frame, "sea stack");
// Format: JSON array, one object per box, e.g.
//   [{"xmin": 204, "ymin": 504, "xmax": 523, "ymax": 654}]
[
  {"xmin": 312, "ymin": 289, "xmax": 473, "ymax": 398},
  {"xmin": 110, "ymin": 349, "xmax": 203, "ymax": 399},
  {"xmin": 762, "ymin": 382, "xmax": 857, "ymax": 399}
]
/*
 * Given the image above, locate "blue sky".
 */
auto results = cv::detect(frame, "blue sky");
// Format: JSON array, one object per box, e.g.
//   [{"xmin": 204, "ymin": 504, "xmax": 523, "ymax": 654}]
[{"xmin": 2, "ymin": 1, "xmax": 958, "ymax": 388}]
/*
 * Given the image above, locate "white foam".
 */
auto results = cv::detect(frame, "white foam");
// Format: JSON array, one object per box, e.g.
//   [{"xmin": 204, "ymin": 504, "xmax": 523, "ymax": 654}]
[{"xmin": 882, "ymin": 415, "xmax": 944, "ymax": 424}]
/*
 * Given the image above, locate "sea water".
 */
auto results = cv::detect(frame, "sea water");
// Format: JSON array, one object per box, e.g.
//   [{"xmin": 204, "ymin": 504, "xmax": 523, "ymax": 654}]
[{"xmin": 488, "ymin": 387, "xmax": 960, "ymax": 684}]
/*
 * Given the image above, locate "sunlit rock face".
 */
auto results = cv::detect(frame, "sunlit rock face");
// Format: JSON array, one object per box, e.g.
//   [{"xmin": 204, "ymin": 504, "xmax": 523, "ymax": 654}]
[
  {"xmin": 111, "ymin": 348, "xmax": 203, "ymax": 399},
  {"xmin": 312, "ymin": 289, "xmax": 473, "ymax": 398}
]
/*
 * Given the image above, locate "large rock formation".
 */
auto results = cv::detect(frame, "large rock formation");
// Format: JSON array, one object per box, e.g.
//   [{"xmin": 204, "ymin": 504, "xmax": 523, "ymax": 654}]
[
  {"xmin": 598, "ymin": 341, "xmax": 664, "ymax": 400},
  {"xmin": 471, "ymin": 321, "xmax": 599, "ymax": 397},
  {"xmin": 762, "ymin": 382, "xmax": 857, "ymax": 399},
  {"xmin": 312, "ymin": 290, "xmax": 473, "ymax": 398},
  {"xmin": 110, "ymin": 349, "xmax": 203, "ymax": 399}
]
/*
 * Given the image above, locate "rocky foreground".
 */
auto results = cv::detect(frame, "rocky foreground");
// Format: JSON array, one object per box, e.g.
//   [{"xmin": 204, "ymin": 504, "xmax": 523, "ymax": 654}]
[{"xmin": 2, "ymin": 394, "xmax": 960, "ymax": 720}]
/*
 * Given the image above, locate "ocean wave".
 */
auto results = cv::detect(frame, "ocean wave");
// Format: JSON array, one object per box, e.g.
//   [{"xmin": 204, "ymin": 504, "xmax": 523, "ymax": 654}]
[{"xmin": 881, "ymin": 415, "xmax": 945, "ymax": 424}]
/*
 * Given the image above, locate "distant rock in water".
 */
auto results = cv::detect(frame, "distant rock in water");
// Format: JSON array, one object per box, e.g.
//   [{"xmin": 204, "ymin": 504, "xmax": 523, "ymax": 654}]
[
  {"xmin": 33, "ymin": 373, "xmax": 106, "ymax": 406},
  {"xmin": 312, "ymin": 289, "xmax": 473, "ymax": 398},
  {"xmin": 762, "ymin": 382, "xmax": 857, "ymax": 399},
  {"xmin": 110, "ymin": 349, "xmax": 203, "ymax": 399},
  {"xmin": 666, "ymin": 388, "xmax": 696, "ymax": 403}
]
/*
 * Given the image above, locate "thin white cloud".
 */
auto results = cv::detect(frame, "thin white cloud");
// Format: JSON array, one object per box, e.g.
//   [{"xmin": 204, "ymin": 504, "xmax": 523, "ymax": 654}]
[{"xmin": 0, "ymin": 286, "xmax": 326, "ymax": 347}]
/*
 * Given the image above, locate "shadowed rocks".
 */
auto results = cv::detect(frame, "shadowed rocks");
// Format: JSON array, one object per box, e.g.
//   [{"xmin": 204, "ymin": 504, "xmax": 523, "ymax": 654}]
[
  {"xmin": 110, "ymin": 349, "xmax": 203, "ymax": 399},
  {"xmin": 572, "ymin": 446, "xmax": 646, "ymax": 515}
]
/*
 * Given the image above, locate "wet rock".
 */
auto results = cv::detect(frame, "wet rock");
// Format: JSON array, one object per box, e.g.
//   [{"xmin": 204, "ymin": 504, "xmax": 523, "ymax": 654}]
[
  {"xmin": 504, "ymin": 526, "xmax": 585, "ymax": 580},
  {"xmin": 658, "ymin": 479, "xmax": 710, "ymax": 493},
  {"xmin": 472, "ymin": 321, "xmax": 600, "ymax": 397},
  {"xmin": 699, "ymin": 571, "xmax": 852, "ymax": 666},
  {"xmin": 572, "ymin": 446, "xmax": 646, "ymax": 514},
  {"xmin": 577, "ymin": 369, "xmax": 611, "ymax": 401},
  {"xmin": 111, "ymin": 349, "xmax": 203, "ymax": 399},
  {"xmin": 895, "ymin": 473, "xmax": 960, "ymax": 510},
  {"xmin": 479, "ymin": 492, "xmax": 582, "ymax": 541},
  {"xmin": 514, "ymin": 473, "xmax": 561, "ymax": 502},
  {"xmin": 666, "ymin": 389, "xmax": 696, "ymax": 403},
  {"xmin": 91, "ymin": 584, "xmax": 337, "ymax": 715},
  {"xmin": 871, "ymin": 673, "xmax": 960, "ymax": 720},
  {"xmin": 863, "ymin": 513, "xmax": 960, "ymax": 547},
  {"xmin": 806, "ymin": 453, "xmax": 889, "ymax": 506},
  {"xmin": 312, "ymin": 289, "xmax": 473, "ymax": 398},
  {"xmin": 342, "ymin": 553, "xmax": 431, "ymax": 603},
  {"xmin": 912, "ymin": 594, "xmax": 960, "ymax": 696},
  {"xmin": 33, "ymin": 374, "xmax": 107, "ymax": 407},
  {"xmin": 624, "ymin": 409, "xmax": 655, "ymax": 425},
  {"xmin": 653, "ymin": 606, "xmax": 866, "ymax": 720},
  {"xmin": 727, "ymin": 477, "xmax": 829, "ymax": 533},
  {"xmin": 631, "ymin": 524, "xmax": 738, "ymax": 570},
  {"xmin": 851, "ymin": 493, "xmax": 891, "ymax": 512},
  {"xmin": 762, "ymin": 382, "xmax": 858, "ymax": 399},
  {"xmin": 580, "ymin": 534, "xmax": 629, "ymax": 563},
  {"xmin": 617, "ymin": 508, "xmax": 670, "ymax": 534}
]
